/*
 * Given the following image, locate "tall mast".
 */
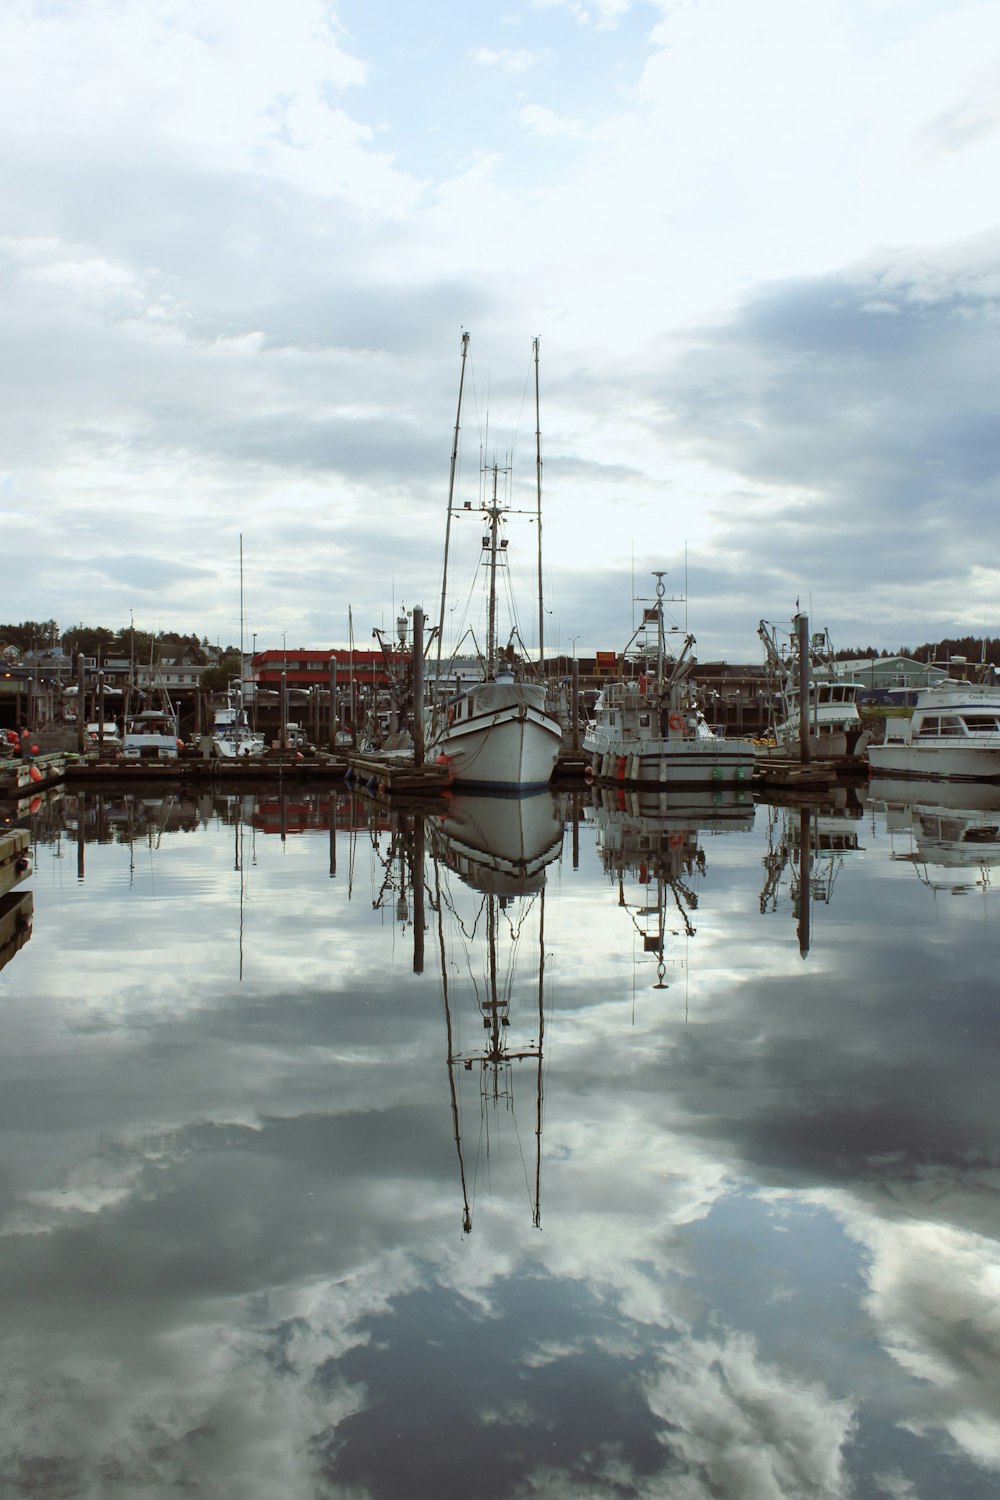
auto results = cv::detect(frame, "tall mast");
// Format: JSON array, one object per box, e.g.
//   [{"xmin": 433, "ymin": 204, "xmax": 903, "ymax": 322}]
[
  {"xmin": 485, "ymin": 464, "xmax": 500, "ymax": 676},
  {"xmin": 534, "ymin": 336, "xmax": 544, "ymax": 667},
  {"xmin": 239, "ymin": 532, "xmax": 245, "ymax": 707},
  {"xmin": 653, "ymin": 572, "xmax": 666, "ymax": 684},
  {"xmin": 436, "ymin": 331, "xmax": 471, "ymax": 676}
]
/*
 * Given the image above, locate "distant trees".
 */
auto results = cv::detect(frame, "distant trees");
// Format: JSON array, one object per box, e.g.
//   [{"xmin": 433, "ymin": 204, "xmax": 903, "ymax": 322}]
[
  {"xmin": 201, "ymin": 654, "xmax": 241, "ymax": 693},
  {"xmin": 0, "ymin": 618, "xmax": 60, "ymax": 653},
  {"xmin": 908, "ymin": 636, "xmax": 1000, "ymax": 666}
]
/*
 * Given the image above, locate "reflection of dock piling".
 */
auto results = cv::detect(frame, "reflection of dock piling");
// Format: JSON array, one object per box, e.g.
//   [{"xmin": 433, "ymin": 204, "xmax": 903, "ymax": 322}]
[
  {"xmin": 0, "ymin": 830, "xmax": 32, "ymax": 897},
  {"xmin": 0, "ymin": 830, "xmax": 33, "ymax": 973}
]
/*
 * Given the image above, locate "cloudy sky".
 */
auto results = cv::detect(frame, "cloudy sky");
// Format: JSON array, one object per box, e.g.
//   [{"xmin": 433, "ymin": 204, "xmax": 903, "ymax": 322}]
[{"xmin": 3, "ymin": 0, "xmax": 999, "ymax": 660}]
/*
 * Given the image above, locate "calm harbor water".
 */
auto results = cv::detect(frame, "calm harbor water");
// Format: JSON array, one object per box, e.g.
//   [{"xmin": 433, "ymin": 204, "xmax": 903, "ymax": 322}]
[{"xmin": 2, "ymin": 780, "xmax": 999, "ymax": 1499}]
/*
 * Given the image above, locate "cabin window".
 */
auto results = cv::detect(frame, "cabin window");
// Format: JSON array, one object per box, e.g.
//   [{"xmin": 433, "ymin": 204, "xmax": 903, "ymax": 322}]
[
  {"xmin": 916, "ymin": 717, "xmax": 940, "ymax": 738},
  {"xmin": 639, "ymin": 713, "xmax": 651, "ymax": 728}
]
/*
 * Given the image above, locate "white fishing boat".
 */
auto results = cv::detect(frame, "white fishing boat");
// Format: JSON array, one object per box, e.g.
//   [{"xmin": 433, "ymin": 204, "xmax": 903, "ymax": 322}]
[
  {"xmin": 584, "ymin": 573, "xmax": 756, "ymax": 789},
  {"xmin": 425, "ymin": 334, "xmax": 562, "ymax": 791},
  {"xmin": 868, "ymin": 677, "xmax": 1000, "ymax": 782},
  {"xmin": 758, "ymin": 616, "xmax": 870, "ymax": 761}
]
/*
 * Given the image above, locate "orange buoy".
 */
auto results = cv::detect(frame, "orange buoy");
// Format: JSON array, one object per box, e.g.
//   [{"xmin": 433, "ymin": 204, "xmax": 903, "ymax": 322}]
[{"xmin": 28, "ymin": 765, "xmax": 42, "ymax": 783}]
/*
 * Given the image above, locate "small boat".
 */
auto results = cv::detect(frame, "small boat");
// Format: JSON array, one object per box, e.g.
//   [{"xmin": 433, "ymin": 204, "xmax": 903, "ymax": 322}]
[
  {"xmin": 211, "ymin": 689, "xmax": 266, "ymax": 760},
  {"xmin": 584, "ymin": 572, "xmax": 756, "ymax": 788},
  {"xmin": 121, "ymin": 709, "xmax": 181, "ymax": 761},
  {"xmin": 85, "ymin": 720, "xmax": 122, "ymax": 752},
  {"xmin": 868, "ymin": 675, "xmax": 1000, "ymax": 782},
  {"xmin": 425, "ymin": 335, "xmax": 562, "ymax": 791}
]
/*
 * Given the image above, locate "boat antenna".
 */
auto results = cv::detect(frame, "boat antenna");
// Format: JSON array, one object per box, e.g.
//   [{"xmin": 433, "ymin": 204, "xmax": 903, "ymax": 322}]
[
  {"xmin": 534, "ymin": 336, "xmax": 544, "ymax": 666},
  {"xmin": 437, "ymin": 331, "xmax": 471, "ymax": 676}
]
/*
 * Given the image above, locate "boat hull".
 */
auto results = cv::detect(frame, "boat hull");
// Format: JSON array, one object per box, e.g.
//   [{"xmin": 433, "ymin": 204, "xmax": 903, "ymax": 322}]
[
  {"xmin": 430, "ymin": 702, "xmax": 561, "ymax": 790},
  {"xmin": 585, "ymin": 736, "xmax": 755, "ymax": 788},
  {"xmin": 867, "ymin": 745, "xmax": 1000, "ymax": 782},
  {"xmin": 213, "ymin": 735, "xmax": 267, "ymax": 760}
]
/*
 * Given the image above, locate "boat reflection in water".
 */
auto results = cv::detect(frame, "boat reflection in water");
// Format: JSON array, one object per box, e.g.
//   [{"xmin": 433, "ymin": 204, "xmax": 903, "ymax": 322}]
[
  {"xmin": 588, "ymin": 786, "xmax": 754, "ymax": 989},
  {"xmin": 867, "ymin": 778, "xmax": 1000, "ymax": 894},
  {"xmin": 426, "ymin": 791, "xmax": 564, "ymax": 1233},
  {"xmin": 759, "ymin": 795, "xmax": 864, "ymax": 956}
]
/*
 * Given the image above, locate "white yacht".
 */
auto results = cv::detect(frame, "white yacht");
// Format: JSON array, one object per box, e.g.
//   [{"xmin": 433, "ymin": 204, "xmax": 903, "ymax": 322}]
[{"xmin": 868, "ymin": 678, "xmax": 1000, "ymax": 781}]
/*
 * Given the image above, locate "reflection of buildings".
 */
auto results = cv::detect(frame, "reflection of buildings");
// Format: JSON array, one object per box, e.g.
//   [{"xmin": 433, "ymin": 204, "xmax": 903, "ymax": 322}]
[
  {"xmin": 868, "ymin": 780, "xmax": 1000, "ymax": 896},
  {"xmin": 759, "ymin": 798, "xmax": 864, "ymax": 955},
  {"xmin": 589, "ymin": 787, "xmax": 754, "ymax": 989},
  {"xmin": 427, "ymin": 793, "xmax": 564, "ymax": 1234}
]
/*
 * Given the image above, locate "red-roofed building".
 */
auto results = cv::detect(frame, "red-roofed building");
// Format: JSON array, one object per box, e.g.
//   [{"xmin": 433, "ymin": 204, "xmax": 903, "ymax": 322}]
[{"xmin": 252, "ymin": 649, "xmax": 389, "ymax": 692}]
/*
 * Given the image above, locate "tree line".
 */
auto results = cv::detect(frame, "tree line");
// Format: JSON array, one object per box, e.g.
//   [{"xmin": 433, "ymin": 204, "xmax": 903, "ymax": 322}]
[
  {"xmin": 834, "ymin": 636, "xmax": 1000, "ymax": 666},
  {"xmin": 0, "ymin": 620, "xmax": 238, "ymax": 663}
]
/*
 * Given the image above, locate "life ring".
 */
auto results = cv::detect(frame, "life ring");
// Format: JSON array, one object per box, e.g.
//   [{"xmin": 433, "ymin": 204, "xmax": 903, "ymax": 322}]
[{"xmin": 668, "ymin": 713, "xmax": 683, "ymax": 732}]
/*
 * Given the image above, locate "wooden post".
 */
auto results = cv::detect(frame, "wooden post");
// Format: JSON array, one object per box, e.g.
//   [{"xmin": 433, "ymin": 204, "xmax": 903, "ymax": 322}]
[
  {"xmin": 97, "ymin": 672, "xmax": 105, "ymax": 749},
  {"xmin": 76, "ymin": 654, "xmax": 87, "ymax": 755},
  {"xmin": 412, "ymin": 607, "xmax": 425, "ymax": 767},
  {"xmin": 412, "ymin": 812, "xmax": 425, "ymax": 975},
  {"xmin": 796, "ymin": 613, "xmax": 811, "ymax": 764},
  {"xmin": 280, "ymin": 671, "xmax": 288, "ymax": 751},
  {"xmin": 571, "ymin": 659, "xmax": 580, "ymax": 752}
]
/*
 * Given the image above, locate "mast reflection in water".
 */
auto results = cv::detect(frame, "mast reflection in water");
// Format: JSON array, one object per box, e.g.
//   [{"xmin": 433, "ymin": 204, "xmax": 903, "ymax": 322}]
[
  {"xmin": 428, "ymin": 791, "xmax": 563, "ymax": 1233},
  {"xmin": 2, "ymin": 782, "xmax": 1000, "ymax": 1499}
]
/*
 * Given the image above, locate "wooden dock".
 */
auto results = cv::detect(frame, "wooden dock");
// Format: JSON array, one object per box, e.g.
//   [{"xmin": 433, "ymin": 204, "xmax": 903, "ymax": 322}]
[
  {"xmin": 344, "ymin": 754, "xmax": 453, "ymax": 796},
  {"xmin": 753, "ymin": 756, "xmax": 840, "ymax": 789},
  {"xmin": 0, "ymin": 753, "xmax": 68, "ymax": 798},
  {"xmin": 0, "ymin": 829, "xmax": 32, "ymax": 898}
]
